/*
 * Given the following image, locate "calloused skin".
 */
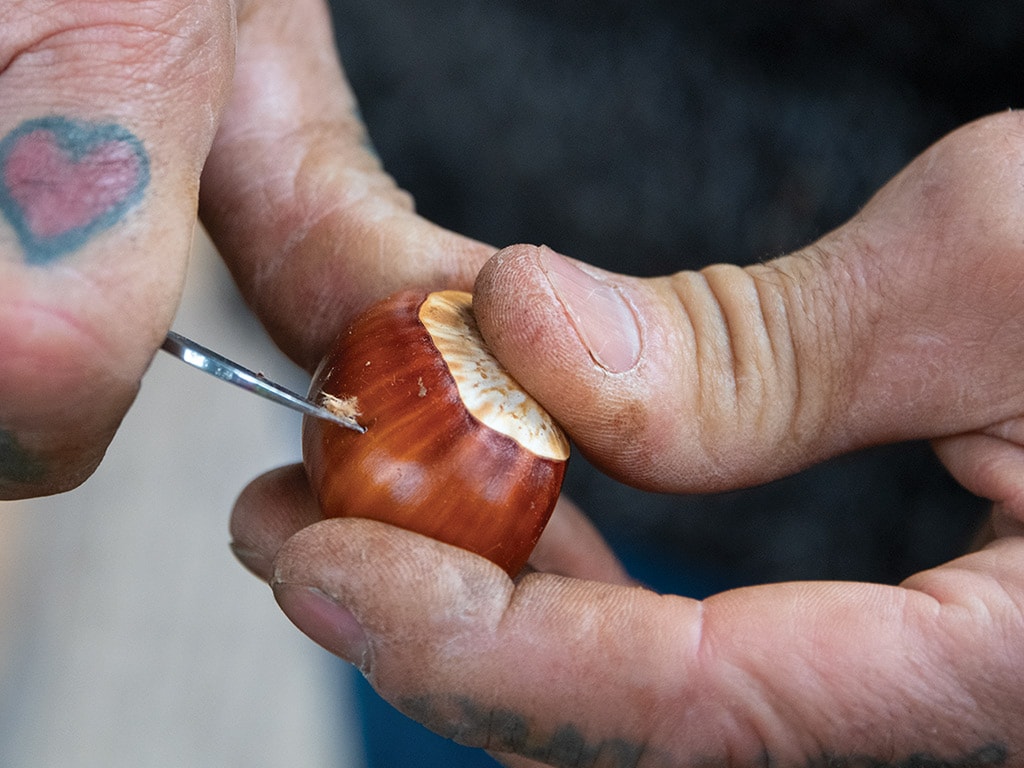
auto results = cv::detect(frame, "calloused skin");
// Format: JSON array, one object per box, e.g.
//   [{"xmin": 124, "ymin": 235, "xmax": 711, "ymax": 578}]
[{"xmin": 5, "ymin": 1, "xmax": 1024, "ymax": 766}]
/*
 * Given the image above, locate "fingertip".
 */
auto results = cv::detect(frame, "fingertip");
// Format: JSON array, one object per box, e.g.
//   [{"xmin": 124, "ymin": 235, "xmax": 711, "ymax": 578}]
[
  {"xmin": 270, "ymin": 518, "xmax": 514, "ymax": 674},
  {"xmin": 477, "ymin": 243, "xmax": 643, "ymax": 371},
  {"xmin": 229, "ymin": 463, "xmax": 321, "ymax": 581},
  {"xmin": 474, "ymin": 245, "xmax": 682, "ymax": 491},
  {"xmin": 473, "ymin": 244, "xmax": 550, "ymax": 369},
  {"xmin": 473, "ymin": 244, "xmax": 626, "ymax": 416},
  {"xmin": 473, "ymin": 243, "xmax": 546, "ymax": 293},
  {"xmin": 0, "ymin": 301, "xmax": 149, "ymax": 498}
]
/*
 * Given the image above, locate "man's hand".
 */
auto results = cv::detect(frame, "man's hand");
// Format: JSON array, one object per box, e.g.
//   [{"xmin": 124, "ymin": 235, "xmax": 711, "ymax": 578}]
[
  {"xmin": 0, "ymin": 0, "xmax": 493, "ymax": 500},
  {"xmin": 232, "ymin": 112, "xmax": 1024, "ymax": 766},
  {"xmin": 0, "ymin": 0, "xmax": 234, "ymax": 497}
]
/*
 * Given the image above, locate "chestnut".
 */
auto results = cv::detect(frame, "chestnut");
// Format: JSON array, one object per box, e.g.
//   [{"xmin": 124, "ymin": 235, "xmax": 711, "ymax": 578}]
[{"xmin": 302, "ymin": 289, "xmax": 569, "ymax": 576}]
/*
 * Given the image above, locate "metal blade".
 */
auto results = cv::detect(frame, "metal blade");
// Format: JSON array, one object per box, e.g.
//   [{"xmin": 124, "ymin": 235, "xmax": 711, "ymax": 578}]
[{"xmin": 160, "ymin": 331, "xmax": 365, "ymax": 433}]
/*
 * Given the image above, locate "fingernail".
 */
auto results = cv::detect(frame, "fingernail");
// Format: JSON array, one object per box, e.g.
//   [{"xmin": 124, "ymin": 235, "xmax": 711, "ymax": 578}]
[
  {"xmin": 273, "ymin": 583, "xmax": 369, "ymax": 669},
  {"xmin": 229, "ymin": 542, "xmax": 272, "ymax": 580},
  {"xmin": 538, "ymin": 247, "xmax": 641, "ymax": 373}
]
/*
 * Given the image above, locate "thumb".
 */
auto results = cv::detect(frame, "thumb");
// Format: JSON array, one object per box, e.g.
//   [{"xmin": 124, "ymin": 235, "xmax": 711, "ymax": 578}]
[{"xmin": 473, "ymin": 113, "xmax": 1024, "ymax": 493}]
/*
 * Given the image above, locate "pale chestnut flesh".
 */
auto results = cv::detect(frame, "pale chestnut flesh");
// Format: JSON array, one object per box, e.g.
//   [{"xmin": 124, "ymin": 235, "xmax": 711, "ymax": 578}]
[{"xmin": 302, "ymin": 289, "xmax": 569, "ymax": 576}]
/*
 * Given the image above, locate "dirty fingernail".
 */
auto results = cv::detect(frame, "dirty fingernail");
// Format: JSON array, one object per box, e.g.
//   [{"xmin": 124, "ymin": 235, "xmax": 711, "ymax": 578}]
[
  {"xmin": 538, "ymin": 247, "xmax": 641, "ymax": 373},
  {"xmin": 273, "ymin": 583, "xmax": 369, "ymax": 670}
]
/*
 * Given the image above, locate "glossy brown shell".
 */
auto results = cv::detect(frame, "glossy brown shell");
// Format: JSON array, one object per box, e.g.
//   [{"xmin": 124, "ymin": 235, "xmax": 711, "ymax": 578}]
[{"xmin": 302, "ymin": 289, "xmax": 567, "ymax": 576}]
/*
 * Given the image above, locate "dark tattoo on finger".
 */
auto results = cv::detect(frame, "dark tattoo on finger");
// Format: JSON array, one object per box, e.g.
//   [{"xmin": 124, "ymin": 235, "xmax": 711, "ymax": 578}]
[
  {"xmin": 0, "ymin": 116, "xmax": 150, "ymax": 265},
  {"xmin": 398, "ymin": 693, "xmax": 1009, "ymax": 768},
  {"xmin": 0, "ymin": 429, "xmax": 46, "ymax": 486},
  {"xmin": 809, "ymin": 744, "xmax": 1008, "ymax": 768},
  {"xmin": 399, "ymin": 694, "xmax": 659, "ymax": 767}
]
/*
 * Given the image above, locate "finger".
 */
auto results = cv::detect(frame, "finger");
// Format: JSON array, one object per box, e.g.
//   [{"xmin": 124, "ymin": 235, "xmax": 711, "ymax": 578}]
[
  {"xmin": 934, "ymin": 426, "xmax": 1024, "ymax": 537},
  {"xmin": 525, "ymin": 496, "xmax": 633, "ymax": 585},
  {"xmin": 271, "ymin": 518, "xmax": 1023, "ymax": 765},
  {"xmin": 199, "ymin": 0, "xmax": 493, "ymax": 372},
  {"xmin": 0, "ymin": 1, "xmax": 234, "ymax": 497},
  {"xmin": 229, "ymin": 463, "xmax": 319, "ymax": 580},
  {"xmin": 473, "ymin": 113, "xmax": 1024, "ymax": 493}
]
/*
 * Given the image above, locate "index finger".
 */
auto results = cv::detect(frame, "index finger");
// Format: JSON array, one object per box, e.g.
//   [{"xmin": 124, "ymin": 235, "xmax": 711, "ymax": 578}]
[{"xmin": 198, "ymin": 0, "xmax": 494, "ymax": 372}]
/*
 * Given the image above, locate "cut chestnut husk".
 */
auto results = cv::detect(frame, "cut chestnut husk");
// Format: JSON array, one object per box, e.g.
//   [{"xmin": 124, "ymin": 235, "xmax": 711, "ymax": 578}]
[{"xmin": 302, "ymin": 289, "xmax": 569, "ymax": 576}]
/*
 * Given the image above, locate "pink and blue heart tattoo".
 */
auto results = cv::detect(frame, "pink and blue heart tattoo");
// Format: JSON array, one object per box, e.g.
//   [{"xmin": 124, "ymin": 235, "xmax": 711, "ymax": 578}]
[
  {"xmin": 0, "ymin": 117, "xmax": 149, "ymax": 484},
  {"xmin": 0, "ymin": 116, "xmax": 150, "ymax": 265}
]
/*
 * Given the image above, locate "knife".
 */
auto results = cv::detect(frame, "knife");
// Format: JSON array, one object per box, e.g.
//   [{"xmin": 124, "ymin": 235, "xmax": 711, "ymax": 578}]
[{"xmin": 160, "ymin": 331, "xmax": 365, "ymax": 433}]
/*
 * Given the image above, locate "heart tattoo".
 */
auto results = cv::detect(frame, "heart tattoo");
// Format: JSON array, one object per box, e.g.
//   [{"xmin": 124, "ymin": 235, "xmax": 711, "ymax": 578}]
[{"xmin": 0, "ymin": 116, "xmax": 150, "ymax": 265}]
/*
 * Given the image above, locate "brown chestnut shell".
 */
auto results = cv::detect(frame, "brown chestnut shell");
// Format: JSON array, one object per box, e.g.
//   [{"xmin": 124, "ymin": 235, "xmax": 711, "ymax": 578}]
[{"xmin": 302, "ymin": 289, "xmax": 568, "ymax": 576}]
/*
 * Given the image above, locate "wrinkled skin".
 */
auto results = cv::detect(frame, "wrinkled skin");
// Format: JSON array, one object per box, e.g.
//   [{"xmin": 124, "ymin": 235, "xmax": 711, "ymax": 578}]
[
  {"xmin": 4, "ymin": 0, "xmax": 1024, "ymax": 766},
  {"xmin": 232, "ymin": 111, "xmax": 1024, "ymax": 767}
]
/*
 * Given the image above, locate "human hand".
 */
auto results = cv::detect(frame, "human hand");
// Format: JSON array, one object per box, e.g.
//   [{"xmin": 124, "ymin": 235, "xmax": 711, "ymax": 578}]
[
  {"xmin": 0, "ymin": 0, "xmax": 235, "ymax": 497},
  {"xmin": 231, "ymin": 111, "xmax": 1024, "ymax": 766},
  {"xmin": 0, "ymin": 0, "xmax": 492, "ymax": 499},
  {"xmin": 197, "ymin": 0, "xmax": 493, "ymax": 374}
]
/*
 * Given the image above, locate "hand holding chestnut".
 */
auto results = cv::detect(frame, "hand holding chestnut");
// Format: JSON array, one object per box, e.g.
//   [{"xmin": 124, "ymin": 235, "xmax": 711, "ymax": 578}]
[{"xmin": 237, "ymin": 116, "xmax": 1024, "ymax": 768}]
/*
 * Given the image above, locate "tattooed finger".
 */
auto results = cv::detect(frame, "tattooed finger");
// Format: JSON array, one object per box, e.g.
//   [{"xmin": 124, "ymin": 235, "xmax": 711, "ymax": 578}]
[{"xmin": 0, "ymin": 1, "xmax": 234, "ymax": 497}]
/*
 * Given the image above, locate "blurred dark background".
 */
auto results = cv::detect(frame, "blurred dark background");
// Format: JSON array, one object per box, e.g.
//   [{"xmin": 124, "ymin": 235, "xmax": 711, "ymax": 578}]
[{"xmin": 322, "ymin": 2, "xmax": 1019, "ymax": 762}]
